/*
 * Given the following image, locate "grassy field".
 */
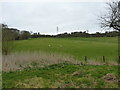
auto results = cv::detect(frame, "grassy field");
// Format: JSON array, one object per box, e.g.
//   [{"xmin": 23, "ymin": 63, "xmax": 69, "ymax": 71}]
[
  {"xmin": 2, "ymin": 37, "xmax": 119, "ymax": 88},
  {"xmin": 13, "ymin": 37, "xmax": 118, "ymax": 61},
  {"xmin": 3, "ymin": 63, "xmax": 119, "ymax": 88}
]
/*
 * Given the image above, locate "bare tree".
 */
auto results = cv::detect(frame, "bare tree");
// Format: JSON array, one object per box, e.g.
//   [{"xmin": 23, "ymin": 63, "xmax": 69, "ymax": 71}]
[{"xmin": 100, "ymin": 1, "xmax": 120, "ymax": 31}]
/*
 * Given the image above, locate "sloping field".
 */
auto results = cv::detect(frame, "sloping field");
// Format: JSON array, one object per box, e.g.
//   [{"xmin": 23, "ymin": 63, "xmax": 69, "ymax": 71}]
[{"xmin": 13, "ymin": 37, "xmax": 118, "ymax": 62}]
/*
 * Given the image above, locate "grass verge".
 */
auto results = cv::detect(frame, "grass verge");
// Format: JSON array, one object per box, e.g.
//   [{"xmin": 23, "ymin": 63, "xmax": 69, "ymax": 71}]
[{"xmin": 3, "ymin": 63, "xmax": 119, "ymax": 88}]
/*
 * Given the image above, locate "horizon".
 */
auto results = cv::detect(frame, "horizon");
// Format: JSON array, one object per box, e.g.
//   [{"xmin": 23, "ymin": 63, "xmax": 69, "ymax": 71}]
[{"xmin": 2, "ymin": 24, "xmax": 115, "ymax": 35}]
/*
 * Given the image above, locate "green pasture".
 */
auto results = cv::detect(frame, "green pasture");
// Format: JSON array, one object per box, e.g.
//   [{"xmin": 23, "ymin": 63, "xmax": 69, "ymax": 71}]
[
  {"xmin": 3, "ymin": 63, "xmax": 119, "ymax": 88},
  {"xmin": 13, "ymin": 37, "xmax": 118, "ymax": 61}
]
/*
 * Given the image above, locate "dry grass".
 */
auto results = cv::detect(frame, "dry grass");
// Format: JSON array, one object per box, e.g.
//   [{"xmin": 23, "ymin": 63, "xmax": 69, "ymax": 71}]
[
  {"xmin": 2, "ymin": 52, "xmax": 81, "ymax": 72},
  {"xmin": 2, "ymin": 52, "xmax": 119, "ymax": 72}
]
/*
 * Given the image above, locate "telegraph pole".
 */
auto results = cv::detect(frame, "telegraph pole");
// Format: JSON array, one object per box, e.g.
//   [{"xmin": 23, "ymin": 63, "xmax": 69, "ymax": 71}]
[{"xmin": 57, "ymin": 26, "xmax": 59, "ymax": 34}]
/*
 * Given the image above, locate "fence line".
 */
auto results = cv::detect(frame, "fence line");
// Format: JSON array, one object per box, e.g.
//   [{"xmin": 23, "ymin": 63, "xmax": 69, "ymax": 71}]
[{"xmin": 83, "ymin": 56, "xmax": 119, "ymax": 63}]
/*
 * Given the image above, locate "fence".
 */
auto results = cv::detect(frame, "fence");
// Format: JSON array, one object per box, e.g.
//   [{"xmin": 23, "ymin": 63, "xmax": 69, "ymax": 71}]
[{"xmin": 83, "ymin": 56, "xmax": 120, "ymax": 64}]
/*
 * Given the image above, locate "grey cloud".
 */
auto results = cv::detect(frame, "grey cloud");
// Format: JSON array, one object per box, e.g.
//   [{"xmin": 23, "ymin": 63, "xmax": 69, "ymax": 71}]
[{"xmin": 1, "ymin": 2, "xmax": 106, "ymax": 34}]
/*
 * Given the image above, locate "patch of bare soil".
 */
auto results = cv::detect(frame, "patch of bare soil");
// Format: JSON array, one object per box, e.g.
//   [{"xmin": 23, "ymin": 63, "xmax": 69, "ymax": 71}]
[{"xmin": 103, "ymin": 73, "xmax": 118, "ymax": 82}]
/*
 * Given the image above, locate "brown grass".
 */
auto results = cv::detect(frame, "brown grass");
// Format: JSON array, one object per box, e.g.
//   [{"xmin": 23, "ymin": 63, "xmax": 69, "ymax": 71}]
[
  {"xmin": 2, "ymin": 51, "xmax": 119, "ymax": 72},
  {"xmin": 2, "ymin": 52, "xmax": 81, "ymax": 72}
]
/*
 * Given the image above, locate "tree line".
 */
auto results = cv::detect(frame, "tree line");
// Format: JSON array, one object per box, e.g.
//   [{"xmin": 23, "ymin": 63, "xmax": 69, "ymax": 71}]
[
  {"xmin": 56, "ymin": 31, "xmax": 119, "ymax": 38},
  {"xmin": 2, "ymin": 24, "xmax": 119, "ymax": 40},
  {"xmin": 2, "ymin": 24, "xmax": 31, "ymax": 41}
]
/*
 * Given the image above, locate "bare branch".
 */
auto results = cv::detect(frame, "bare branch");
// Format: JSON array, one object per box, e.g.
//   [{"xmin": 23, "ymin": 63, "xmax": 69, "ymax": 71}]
[{"xmin": 99, "ymin": 1, "xmax": 120, "ymax": 31}]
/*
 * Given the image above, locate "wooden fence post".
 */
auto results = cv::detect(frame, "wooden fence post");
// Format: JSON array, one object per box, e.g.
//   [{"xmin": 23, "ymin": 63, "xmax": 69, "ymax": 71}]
[
  {"xmin": 103, "ymin": 56, "xmax": 105, "ymax": 63},
  {"xmin": 85, "ymin": 56, "xmax": 87, "ymax": 62},
  {"xmin": 118, "ymin": 56, "xmax": 120, "ymax": 64}
]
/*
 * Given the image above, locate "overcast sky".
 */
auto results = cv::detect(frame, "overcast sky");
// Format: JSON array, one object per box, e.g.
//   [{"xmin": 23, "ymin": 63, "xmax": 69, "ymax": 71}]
[{"xmin": 1, "ymin": 1, "xmax": 110, "ymax": 35}]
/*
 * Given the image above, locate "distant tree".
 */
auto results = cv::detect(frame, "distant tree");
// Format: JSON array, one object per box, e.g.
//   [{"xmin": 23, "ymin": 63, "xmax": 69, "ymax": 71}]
[
  {"xmin": 31, "ymin": 33, "xmax": 38, "ymax": 38},
  {"xmin": 99, "ymin": 1, "xmax": 120, "ymax": 31},
  {"xmin": 8, "ymin": 28, "xmax": 20, "ymax": 40},
  {"xmin": 37, "ymin": 32, "xmax": 40, "ymax": 37},
  {"xmin": 2, "ymin": 24, "xmax": 8, "ymax": 29},
  {"xmin": 20, "ymin": 31, "xmax": 30, "ymax": 40}
]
